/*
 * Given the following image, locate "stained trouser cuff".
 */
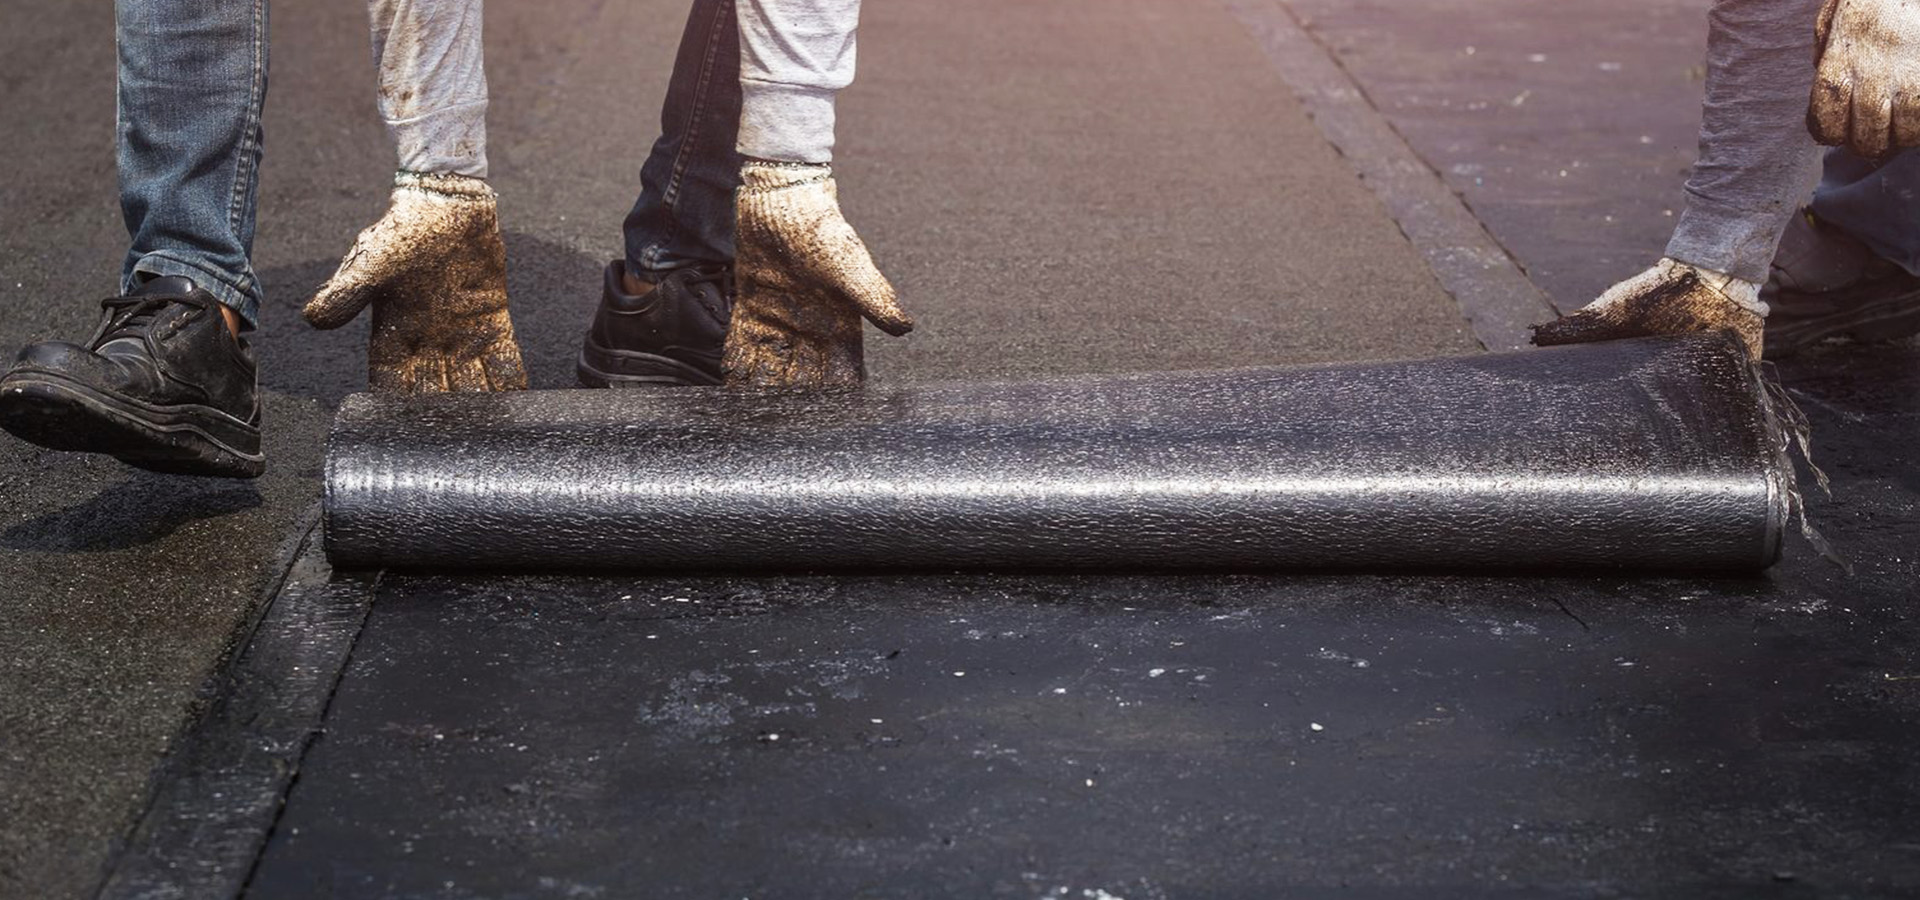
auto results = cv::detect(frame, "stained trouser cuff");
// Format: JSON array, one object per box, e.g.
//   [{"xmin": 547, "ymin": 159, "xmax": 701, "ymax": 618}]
[
  {"xmin": 387, "ymin": 98, "xmax": 490, "ymax": 179},
  {"xmin": 1665, "ymin": 196, "xmax": 1791, "ymax": 286},
  {"xmin": 737, "ymin": 80, "xmax": 837, "ymax": 164}
]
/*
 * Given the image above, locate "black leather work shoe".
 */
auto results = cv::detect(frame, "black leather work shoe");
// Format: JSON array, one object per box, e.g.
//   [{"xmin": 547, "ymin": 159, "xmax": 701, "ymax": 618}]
[
  {"xmin": 1764, "ymin": 271, "xmax": 1920, "ymax": 357},
  {"xmin": 577, "ymin": 260, "xmax": 731, "ymax": 387},
  {"xmin": 1763, "ymin": 210, "xmax": 1920, "ymax": 357},
  {"xmin": 0, "ymin": 276, "xmax": 264, "ymax": 478}
]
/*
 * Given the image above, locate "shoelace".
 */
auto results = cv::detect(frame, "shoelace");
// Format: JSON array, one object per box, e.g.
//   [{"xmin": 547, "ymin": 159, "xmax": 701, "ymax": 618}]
[
  {"xmin": 678, "ymin": 265, "xmax": 736, "ymax": 316},
  {"xmin": 88, "ymin": 292, "xmax": 211, "ymax": 349}
]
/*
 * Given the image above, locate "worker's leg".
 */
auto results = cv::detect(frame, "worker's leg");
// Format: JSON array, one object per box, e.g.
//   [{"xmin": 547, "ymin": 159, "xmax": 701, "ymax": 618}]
[
  {"xmin": 579, "ymin": 0, "xmax": 743, "ymax": 388},
  {"xmin": 116, "ymin": 0, "xmax": 272, "ymax": 327},
  {"xmin": 623, "ymin": 0, "xmax": 746, "ymax": 277},
  {"xmin": 1808, "ymin": 148, "xmax": 1920, "ymax": 276},
  {"xmin": 1763, "ymin": 148, "xmax": 1920, "ymax": 353},
  {"xmin": 0, "ymin": 0, "xmax": 270, "ymax": 477}
]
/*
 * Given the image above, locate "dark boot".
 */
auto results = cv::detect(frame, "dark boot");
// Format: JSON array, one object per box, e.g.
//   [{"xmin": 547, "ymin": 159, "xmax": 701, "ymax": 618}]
[
  {"xmin": 577, "ymin": 260, "xmax": 732, "ymax": 387},
  {"xmin": 0, "ymin": 276, "xmax": 263, "ymax": 477},
  {"xmin": 1763, "ymin": 210, "xmax": 1920, "ymax": 357}
]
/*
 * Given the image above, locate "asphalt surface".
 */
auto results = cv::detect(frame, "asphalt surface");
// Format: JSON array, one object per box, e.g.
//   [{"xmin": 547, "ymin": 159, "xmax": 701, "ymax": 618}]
[
  {"xmin": 0, "ymin": 0, "xmax": 1476, "ymax": 897},
  {"xmin": 252, "ymin": 379, "xmax": 1920, "ymax": 897}
]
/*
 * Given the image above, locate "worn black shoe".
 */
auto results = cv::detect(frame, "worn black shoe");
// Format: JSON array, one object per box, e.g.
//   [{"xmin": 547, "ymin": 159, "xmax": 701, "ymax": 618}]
[
  {"xmin": 1764, "ymin": 271, "xmax": 1920, "ymax": 357},
  {"xmin": 0, "ymin": 276, "xmax": 264, "ymax": 478},
  {"xmin": 1763, "ymin": 210, "xmax": 1920, "ymax": 358},
  {"xmin": 577, "ymin": 260, "xmax": 731, "ymax": 387}
]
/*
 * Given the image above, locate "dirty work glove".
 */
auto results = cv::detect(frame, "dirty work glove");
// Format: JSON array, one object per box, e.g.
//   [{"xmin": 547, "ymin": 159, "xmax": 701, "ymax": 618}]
[
  {"xmin": 724, "ymin": 161, "xmax": 914, "ymax": 389},
  {"xmin": 1530, "ymin": 258, "xmax": 1767, "ymax": 360},
  {"xmin": 1808, "ymin": 0, "xmax": 1920, "ymax": 157},
  {"xmin": 305, "ymin": 172, "xmax": 527, "ymax": 392}
]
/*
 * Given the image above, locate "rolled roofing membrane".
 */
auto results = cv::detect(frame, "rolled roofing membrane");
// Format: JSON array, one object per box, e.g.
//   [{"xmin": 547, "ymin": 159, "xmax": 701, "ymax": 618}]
[{"xmin": 323, "ymin": 334, "xmax": 1791, "ymax": 572}]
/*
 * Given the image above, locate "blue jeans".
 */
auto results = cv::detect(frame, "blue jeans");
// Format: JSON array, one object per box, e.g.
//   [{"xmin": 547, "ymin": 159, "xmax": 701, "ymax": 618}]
[
  {"xmin": 1810, "ymin": 149, "xmax": 1920, "ymax": 277},
  {"xmin": 116, "ymin": 0, "xmax": 270, "ymax": 327},
  {"xmin": 623, "ymin": 0, "xmax": 745, "ymax": 278}
]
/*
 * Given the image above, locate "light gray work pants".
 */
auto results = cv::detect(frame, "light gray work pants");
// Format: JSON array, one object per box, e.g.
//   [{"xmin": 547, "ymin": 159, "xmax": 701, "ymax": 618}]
[{"xmin": 366, "ymin": 0, "xmax": 859, "ymax": 177}]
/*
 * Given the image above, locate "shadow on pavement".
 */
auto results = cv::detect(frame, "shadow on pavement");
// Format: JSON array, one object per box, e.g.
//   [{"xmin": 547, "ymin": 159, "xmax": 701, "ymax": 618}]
[{"xmin": 2, "ymin": 474, "xmax": 263, "ymax": 553}]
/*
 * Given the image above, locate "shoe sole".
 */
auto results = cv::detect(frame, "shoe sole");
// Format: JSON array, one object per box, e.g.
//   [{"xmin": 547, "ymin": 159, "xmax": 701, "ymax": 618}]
[
  {"xmin": 1766, "ymin": 283, "xmax": 1920, "ymax": 357},
  {"xmin": 576, "ymin": 338, "xmax": 722, "ymax": 388},
  {"xmin": 0, "ymin": 372, "xmax": 264, "ymax": 478}
]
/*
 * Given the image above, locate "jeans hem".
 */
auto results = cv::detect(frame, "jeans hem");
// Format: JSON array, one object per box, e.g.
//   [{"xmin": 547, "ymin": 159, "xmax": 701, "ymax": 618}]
[{"xmin": 128, "ymin": 254, "xmax": 261, "ymax": 329}]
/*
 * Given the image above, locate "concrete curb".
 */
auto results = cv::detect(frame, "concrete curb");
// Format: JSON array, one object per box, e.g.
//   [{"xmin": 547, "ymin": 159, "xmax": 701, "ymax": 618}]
[{"xmin": 1222, "ymin": 0, "xmax": 1557, "ymax": 352}]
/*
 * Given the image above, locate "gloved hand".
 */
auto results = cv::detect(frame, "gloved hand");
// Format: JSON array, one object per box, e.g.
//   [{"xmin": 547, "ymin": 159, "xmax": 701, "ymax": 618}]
[
  {"xmin": 305, "ymin": 172, "xmax": 528, "ymax": 392},
  {"xmin": 1808, "ymin": 0, "xmax": 1920, "ymax": 157},
  {"xmin": 1530, "ymin": 258, "xmax": 1767, "ymax": 360},
  {"xmin": 724, "ymin": 161, "xmax": 913, "ymax": 389}
]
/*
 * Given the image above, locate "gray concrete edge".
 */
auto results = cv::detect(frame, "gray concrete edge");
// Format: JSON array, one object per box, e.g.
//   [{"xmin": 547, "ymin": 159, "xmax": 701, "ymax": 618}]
[{"xmin": 1221, "ymin": 0, "xmax": 1558, "ymax": 352}]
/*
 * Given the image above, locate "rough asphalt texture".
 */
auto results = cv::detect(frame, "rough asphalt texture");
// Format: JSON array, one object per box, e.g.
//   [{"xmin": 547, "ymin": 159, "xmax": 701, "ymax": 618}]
[{"xmin": 0, "ymin": 0, "xmax": 1475, "ymax": 896}]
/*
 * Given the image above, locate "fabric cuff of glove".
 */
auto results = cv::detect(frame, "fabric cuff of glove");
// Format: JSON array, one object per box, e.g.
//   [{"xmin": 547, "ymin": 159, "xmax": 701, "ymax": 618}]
[
  {"xmin": 740, "ymin": 159, "xmax": 833, "ymax": 192},
  {"xmin": 738, "ymin": 81, "xmax": 837, "ymax": 164},
  {"xmin": 1654, "ymin": 257, "xmax": 1769, "ymax": 317},
  {"xmin": 1664, "ymin": 200, "xmax": 1792, "ymax": 287},
  {"xmin": 386, "ymin": 99, "xmax": 489, "ymax": 180},
  {"xmin": 393, "ymin": 169, "xmax": 496, "ymax": 202}
]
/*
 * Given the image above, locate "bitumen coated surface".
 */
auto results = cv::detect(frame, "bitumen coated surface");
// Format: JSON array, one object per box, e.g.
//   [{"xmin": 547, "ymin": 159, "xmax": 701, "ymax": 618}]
[
  {"xmin": 2, "ymin": 0, "xmax": 1916, "ymax": 897},
  {"xmin": 251, "ymin": 341, "xmax": 1919, "ymax": 896}
]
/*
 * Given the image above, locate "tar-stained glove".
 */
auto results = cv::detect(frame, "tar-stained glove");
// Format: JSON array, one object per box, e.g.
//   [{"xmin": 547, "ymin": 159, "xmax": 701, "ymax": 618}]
[
  {"xmin": 1808, "ymin": 0, "xmax": 1920, "ymax": 157},
  {"xmin": 1530, "ymin": 258, "xmax": 1766, "ymax": 361},
  {"xmin": 724, "ymin": 161, "xmax": 914, "ymax": 389},
  {"xmin": 305, "ymin": 172, "xmax": 528, "ymax": 393}
]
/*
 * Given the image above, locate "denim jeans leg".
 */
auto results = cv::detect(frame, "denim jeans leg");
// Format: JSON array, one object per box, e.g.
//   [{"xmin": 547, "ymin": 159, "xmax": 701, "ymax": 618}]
[
  {"xmin": 115, "ymin": 0, "xmax": 270, "ymax": 327},
  {"xmin": 1809, "ymin": 148, "xmax": 1920, "ymax": 277},
  {"xmin": 622, "ymin": 0, "xmax": 746, "ymax": 279}
]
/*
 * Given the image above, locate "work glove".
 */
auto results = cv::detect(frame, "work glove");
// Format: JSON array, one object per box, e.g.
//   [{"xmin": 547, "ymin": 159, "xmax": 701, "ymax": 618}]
[
  {"xmin": 305, "ymin": 172, "xmax": 528, "ymax": 392},
  {"xmin": 1530, "ymin": 258, "xmax": 1767, "ymax": 361},
  {"xmin": 1808, "ymin": 0, "xmax": 1920, "ymax": 157},
  {"xmin": 724, "ymin": 161, "xmax": 914, "ymax": 389}
]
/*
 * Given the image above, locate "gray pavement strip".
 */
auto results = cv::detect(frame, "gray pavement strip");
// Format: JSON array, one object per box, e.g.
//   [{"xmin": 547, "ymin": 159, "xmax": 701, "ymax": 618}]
[
  {"xmin": 95, "ymin": 514, "xmax": 377, "ymax": 900},
  {"xmin": 1221, "ymin": 0, "xmax": 1559, "ymax": 351}
]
